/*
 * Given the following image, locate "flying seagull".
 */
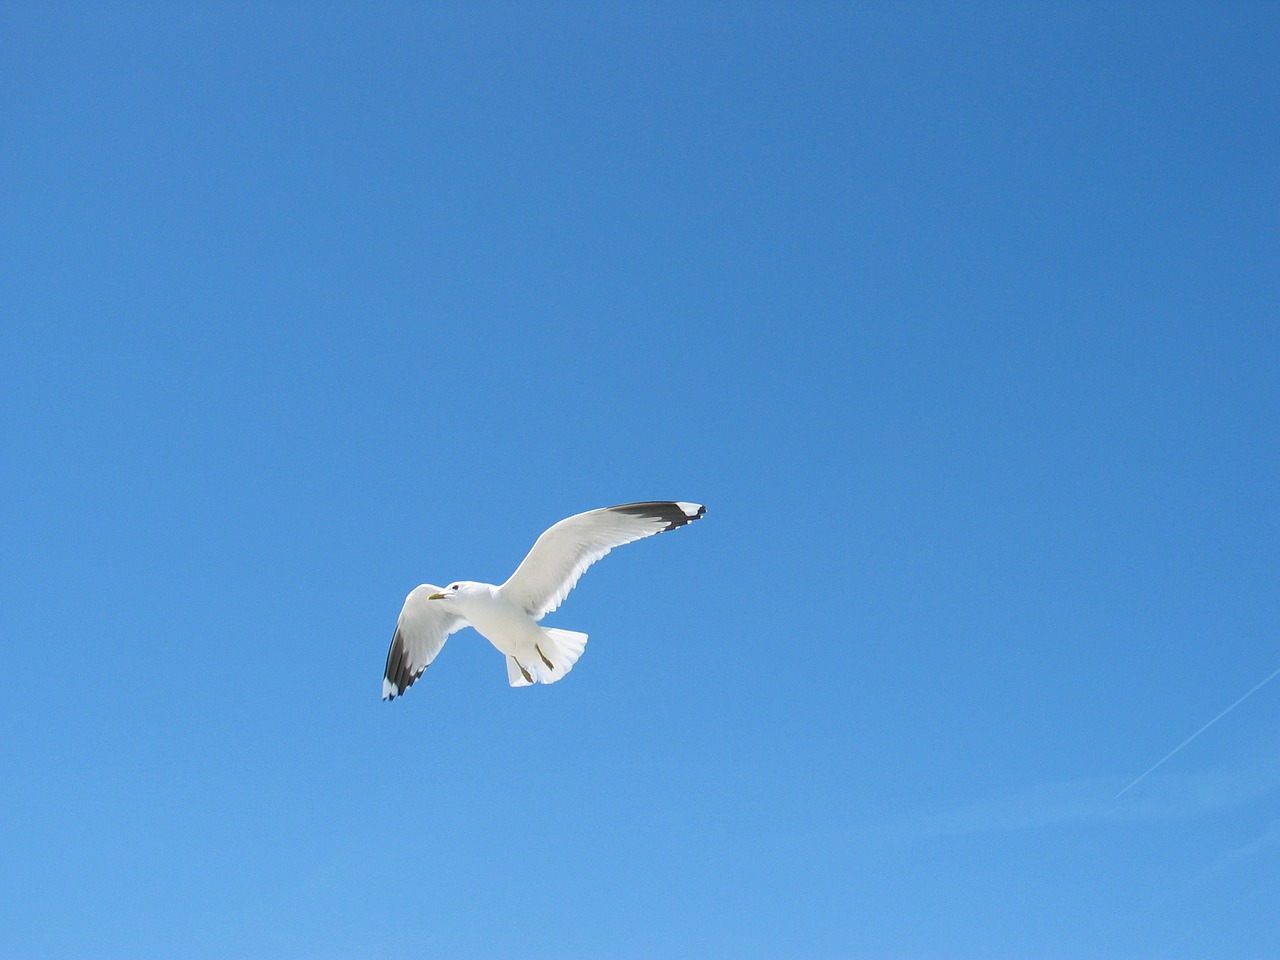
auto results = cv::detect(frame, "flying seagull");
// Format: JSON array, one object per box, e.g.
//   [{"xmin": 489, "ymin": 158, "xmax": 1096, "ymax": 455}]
[{"xmin": 382, "ymin": 501, "xmax": 706, "ymax": 699}]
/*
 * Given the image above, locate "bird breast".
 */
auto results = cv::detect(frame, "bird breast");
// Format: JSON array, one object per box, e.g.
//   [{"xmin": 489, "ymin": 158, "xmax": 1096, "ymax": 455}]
[{"xmin": 455, "ymin": 585, "xmax": 540, "ymax": 649}]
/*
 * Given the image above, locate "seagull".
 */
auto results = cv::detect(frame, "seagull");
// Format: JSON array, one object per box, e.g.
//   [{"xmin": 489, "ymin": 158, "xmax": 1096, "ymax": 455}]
[{"xmin": 382, "ymin": 501, "xmax": 706, "ymax": 699}]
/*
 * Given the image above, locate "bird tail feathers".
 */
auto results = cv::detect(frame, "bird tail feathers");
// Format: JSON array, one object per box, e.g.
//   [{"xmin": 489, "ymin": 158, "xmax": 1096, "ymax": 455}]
[{"xmin": 506, "ymin": 628, "xmax": 588, "ymax": 687}]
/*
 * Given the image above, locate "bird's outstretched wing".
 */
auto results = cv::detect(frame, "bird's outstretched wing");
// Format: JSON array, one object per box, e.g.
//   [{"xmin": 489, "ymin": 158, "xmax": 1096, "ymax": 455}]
[
  {"xmin": 382, "ymin": 584, "xmax": 467, "ymax": 700},
  {"xmin": 499, "ymin": 501, "xmax": 705, "ymax": 620}
]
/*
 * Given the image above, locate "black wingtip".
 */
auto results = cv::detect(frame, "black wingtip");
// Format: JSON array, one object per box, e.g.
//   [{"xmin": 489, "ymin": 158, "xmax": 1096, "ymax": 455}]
[
  {"xmin": 383, "ymin": 627, "xmax": 427, "ymax": 701},
  {"xmin": 611, "ymin": 500, "xmax": 707, "ymax": 531}
]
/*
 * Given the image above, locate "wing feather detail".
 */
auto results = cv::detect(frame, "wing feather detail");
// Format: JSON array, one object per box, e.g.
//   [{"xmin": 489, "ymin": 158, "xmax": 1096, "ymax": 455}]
[
  {"xmin": 382, "ymin": 584, "xmax": 467, "ymax": 700},
  {"xmin": 499, "ymin": 501, "xmax": 705, "ymax": 620}
]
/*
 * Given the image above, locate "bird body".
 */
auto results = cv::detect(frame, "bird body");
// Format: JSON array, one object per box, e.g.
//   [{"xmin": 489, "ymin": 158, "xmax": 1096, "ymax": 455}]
[
  {"xmin": 382, "ymin": 501, "xmax": 705, "ymax": 699},
  {"xmin": 435, "ymin": 581, "xmax": 583, "ymax": 685}
]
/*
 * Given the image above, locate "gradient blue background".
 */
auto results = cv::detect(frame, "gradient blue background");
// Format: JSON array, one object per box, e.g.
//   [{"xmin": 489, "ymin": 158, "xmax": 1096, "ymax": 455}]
[{"xmin": 2, "ymin": 4, "xmax": 1277, "ymax": 958}]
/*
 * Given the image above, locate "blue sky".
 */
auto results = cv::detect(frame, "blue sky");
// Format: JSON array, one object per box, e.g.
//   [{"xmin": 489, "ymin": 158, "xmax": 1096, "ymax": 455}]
[{"xmin": 2, "ymin": 3, "xmax": 1277, "ymax": 958}]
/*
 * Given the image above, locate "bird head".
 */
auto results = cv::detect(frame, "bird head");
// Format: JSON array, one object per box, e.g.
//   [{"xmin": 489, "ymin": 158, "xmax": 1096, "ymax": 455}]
[{"xmin": 428, "ymin": 582, "xmax": 469, "ymax": 602}]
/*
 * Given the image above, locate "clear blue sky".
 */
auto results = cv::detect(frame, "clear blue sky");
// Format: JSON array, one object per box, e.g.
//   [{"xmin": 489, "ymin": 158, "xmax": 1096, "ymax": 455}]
[{"xmin": 2, "ymin": 4, "xmax": 1277, "ymax": 958}]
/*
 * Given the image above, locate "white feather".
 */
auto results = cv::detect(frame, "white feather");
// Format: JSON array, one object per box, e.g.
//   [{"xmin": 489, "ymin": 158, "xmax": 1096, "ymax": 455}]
[
  {"xmin": 499, "ymin": 502, "xmax": 705, "ymax": 619},
  {"xmin": 381, "ymin": 584, "xmax": 466, "ymax": 700}
]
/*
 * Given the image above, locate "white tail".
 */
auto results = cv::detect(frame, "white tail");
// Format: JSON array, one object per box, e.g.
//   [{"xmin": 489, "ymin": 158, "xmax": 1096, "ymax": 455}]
[{"xmin": 506, "ymin": 627, "xmax": 589, "ymax": 686}]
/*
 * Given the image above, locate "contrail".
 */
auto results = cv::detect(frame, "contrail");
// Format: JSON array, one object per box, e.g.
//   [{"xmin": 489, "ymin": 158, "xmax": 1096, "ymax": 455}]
[{"xmin": 1114, "ymin": 663, "xmax": 1280, "ymax": 799}]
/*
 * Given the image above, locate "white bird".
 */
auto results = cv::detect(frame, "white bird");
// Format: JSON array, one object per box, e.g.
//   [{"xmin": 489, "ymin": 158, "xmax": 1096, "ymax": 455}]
[{"xmin": 382, "ymin": 501, "xmax": 706, "ymax": 699}]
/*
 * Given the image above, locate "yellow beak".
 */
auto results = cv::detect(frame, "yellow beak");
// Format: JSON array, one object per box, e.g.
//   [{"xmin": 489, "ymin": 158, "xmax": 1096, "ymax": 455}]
[{"xmin": 427, "ymin": 592, "xmax": 446, "ymax": 600}]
